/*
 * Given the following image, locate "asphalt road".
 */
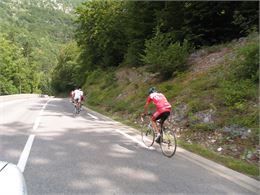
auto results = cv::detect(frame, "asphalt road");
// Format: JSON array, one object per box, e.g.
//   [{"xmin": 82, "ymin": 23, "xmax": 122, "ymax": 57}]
[{"xmin": 0, "ymin": 97, "xmax": 259, "ymax": 194}]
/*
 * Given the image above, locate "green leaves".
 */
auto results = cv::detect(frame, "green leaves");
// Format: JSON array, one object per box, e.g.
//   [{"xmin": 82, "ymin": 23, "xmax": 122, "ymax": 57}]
[
  {"xmin": 51, "ymin": 41, "xmax": 80, "ymax": 92},
  {"xmin": 0, "ymin": 34, "xmax": 36, "ymax": 94},
  {"xmin": 0, "ymin": 0, "xmax": 78, "ymax": 94},
  {"xmin": 232, "ymin": 38, "xmax": 259, "ymax": 82},
  {"xmin": 75, "ymin": 0, "xmax": 127, "ymax": 68},
  {"xmin": 142, "ymin": 33, "xmax": 191, "ymax": 79}
]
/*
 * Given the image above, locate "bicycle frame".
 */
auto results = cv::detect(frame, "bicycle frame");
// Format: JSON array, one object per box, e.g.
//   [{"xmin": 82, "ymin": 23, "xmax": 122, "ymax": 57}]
[{"xmin": 73, "ymin": 100, "xmax": 81, "ymax": 116}]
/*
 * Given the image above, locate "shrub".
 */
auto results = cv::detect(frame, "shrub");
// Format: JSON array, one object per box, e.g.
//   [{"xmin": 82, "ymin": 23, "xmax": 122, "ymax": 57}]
[
  {"xmin": 0, "ymin": 76, "xmax": 18, "ymax": 95},
  {"xmin": 141, "ymin": 32, "xmax": 191, "ymax": 79},
  {"xmin": 85, "ymin": 69, "xmax": 103, "ymax": 86},
  {"xmin": 231, "ymin": 39, "xmax": 259, "ymax": 83}
]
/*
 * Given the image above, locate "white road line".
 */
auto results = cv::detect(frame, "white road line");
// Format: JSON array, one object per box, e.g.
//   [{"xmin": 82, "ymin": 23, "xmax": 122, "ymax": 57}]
[
  {"xmin": 17, "ymin": 134, "xmax": 35, "ymax": 172},
  {"xmin": 87, "ymin": 113, "xmax": 99, "ymax": 120},
  {"xmin": 114, "ymin": 129, "xmax": 155, "ymax": 150},
  {"xmin": 17, "ymin": 99, "xmax": 50, "ymax": 172}
]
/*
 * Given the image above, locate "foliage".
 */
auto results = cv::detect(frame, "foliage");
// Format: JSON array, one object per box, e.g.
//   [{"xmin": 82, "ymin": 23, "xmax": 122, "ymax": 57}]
[
  {"xmin": 218, "ymin": 80, "xmax": 257, "ymax": 107},
  {"xmin": 75, "ymin": 0, "xmax": 127, "ymax": 71},
  {"xmin": 0, "ymin": 33, "xmax": 39, "ymax": 94},
  {"xmin": 51, "ymin": 41, "xmax": 80, "ymax": 93},
  {"xmin": 142, "ymin": 32, "xmax": 191, "ymax": 79},
  {"xmin": 231, "ymin": 37, "xmax": 259, "ymax": 82},
  {"xmin": 0, "ymin": 0, "xmax": 78, "ymax": 94},
  {"xmin": 121, "ymin": 1, "xmax": 164, "ymax": 66},
  {"xmin": 74, "ymin": 1, "xmax": 258, "ymax": 76},
  {"xmin": 180, "ymin": 1, "xmax": 259, "ymax": 46}
]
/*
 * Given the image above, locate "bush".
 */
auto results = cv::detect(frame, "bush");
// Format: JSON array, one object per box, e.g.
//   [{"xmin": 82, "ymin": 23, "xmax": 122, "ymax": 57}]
[
  {"xmin": 0, "ymin": 78, "xmax": 18, "ymax": 95},
  {"xmin": 122, "ymin": 40, "xmax": 144, "ymax": 66},
  {"xmin": 231, "ymin": 39, "xmax": 259, "ymax": 83},
  {"xmin": 141, "ymin": 32, "xmax": 191, "ymax": 79},
  {"xmin": 84, "ymin": 69, "xmax": 103, "ymax": 86}
]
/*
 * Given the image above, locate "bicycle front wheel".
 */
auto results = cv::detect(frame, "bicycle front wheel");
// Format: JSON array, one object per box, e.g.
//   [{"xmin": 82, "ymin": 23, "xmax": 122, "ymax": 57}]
[
  {"xmin": 160, "ymin": 128, "xmax": 177, "ymax": 157},
  {"xmin": 141, "ymin": 125, "xmax": 155, "ymax": 147}
]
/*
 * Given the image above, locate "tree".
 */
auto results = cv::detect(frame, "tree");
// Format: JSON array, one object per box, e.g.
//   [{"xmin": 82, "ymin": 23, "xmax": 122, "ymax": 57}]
[
  {"xmin": 75, "ymin": 0, "xmax": 127, "ymax": 70},
  {"xmin": 52, "ymin": 41, "xmax": 81, "ymax": 93},
  {"xmin": 0, "ymin": 34, "xmax": 30, "ymax": 94}
]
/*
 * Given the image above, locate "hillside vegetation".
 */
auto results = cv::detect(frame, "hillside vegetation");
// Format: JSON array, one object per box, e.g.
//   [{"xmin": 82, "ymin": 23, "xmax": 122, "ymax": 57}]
[
  {"xmin": 82, "ymin": 33, "xmax": 259, "ymax": 179},
  {"xmin": 52, "ymin": 1, "xmax": 258, "ymax": 90}
]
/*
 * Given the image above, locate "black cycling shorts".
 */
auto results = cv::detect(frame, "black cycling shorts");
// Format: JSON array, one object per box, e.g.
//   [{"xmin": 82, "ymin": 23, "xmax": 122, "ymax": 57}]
[{"xmin": 155, "ymin": 111, "xmax": 170, "ymax": 122}]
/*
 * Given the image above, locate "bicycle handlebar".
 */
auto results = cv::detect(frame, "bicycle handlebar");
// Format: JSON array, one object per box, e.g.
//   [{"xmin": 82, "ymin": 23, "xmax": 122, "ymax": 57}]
[{"xmin": 140, "ymin": 112, "xmax": 153, "ymax": 122}]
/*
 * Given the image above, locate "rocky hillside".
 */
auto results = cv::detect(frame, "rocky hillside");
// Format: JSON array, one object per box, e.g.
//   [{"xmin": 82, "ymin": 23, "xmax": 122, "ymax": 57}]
[{"xmin": 82, "ymin": 33, "xmax": 259, "ymax": 179}]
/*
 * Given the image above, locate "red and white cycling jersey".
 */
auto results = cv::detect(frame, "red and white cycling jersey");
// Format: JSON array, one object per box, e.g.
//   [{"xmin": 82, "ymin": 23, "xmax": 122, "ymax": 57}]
[{"xmin": 146, "ymin": 92, "xmax": 171, "ymax": 110}]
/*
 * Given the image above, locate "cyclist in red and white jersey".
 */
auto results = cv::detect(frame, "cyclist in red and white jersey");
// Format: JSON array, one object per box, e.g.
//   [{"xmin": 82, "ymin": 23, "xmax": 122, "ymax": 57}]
[
  {"xmin": 143, "ymin": 87, "xmax": 172, "ymax": 142},
  {"xmin": 72, "ymin": 87, "xmax": 84, "ymax": 108}
]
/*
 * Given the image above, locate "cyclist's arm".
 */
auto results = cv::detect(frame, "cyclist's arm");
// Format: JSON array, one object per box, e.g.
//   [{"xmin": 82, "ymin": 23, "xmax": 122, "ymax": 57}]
[
  {"xmin": 144, "ymin": 95, "xmax": 153, "ymax": 115},
  {"xmin": 143, "ymin": 101, "xmax": 150, "ymax": 115}
]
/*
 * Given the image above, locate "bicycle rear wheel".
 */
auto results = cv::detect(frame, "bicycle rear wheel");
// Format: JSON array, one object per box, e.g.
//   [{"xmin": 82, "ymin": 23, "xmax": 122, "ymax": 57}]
[
  {"xmin": 73, "ymin": 106, "xmax": 77, "ymax": 117},
  {"xmin": 77, "ymin": 106, "xmax": 80, "ymax": 114},
  {"xmin": 141, "ymin": 124, "xmax": 155, "ymax": 147},
  {"xmin": 160, "ymin": 128, "xmax": 177, "ymax": 157}
]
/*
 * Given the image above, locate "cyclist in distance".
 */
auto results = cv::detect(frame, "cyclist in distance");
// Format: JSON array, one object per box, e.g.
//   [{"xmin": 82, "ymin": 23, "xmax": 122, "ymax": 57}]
[
  {"xmin": 72, "ymin": 86, "xmax": 84, "ymax": 108},
  {"xmin": 143, "ymin": 87, "xmax": 172, "ymax": 143}
]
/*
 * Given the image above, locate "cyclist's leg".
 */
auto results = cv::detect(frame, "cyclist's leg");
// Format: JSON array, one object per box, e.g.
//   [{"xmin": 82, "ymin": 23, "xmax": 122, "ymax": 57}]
[
  {"xmin": 154, "ymin": 111, "xmax": 170, "ymax": 143},
  {"xmin": 77, "ymin": 99, "xmax": 80, "ymax": 109},
  {"xmin": 78, "ymin": 98, "xmax": 81, "ymax": 108},
  {"xmin": 80, "ymin": 101, "xmax": 83, "ymax": 111},
  {"xmin": 151, "ymin": 111, "xmax": 161, "ymax": 134},
  {"xmin": 74, "ymin": 98, "xmax": 79, "ymax": 109}
]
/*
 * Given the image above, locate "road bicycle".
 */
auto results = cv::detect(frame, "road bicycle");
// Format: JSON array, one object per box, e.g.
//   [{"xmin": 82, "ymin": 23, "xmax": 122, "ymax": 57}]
[
  {"xmin": 73, "ymin": 100, "xmax": 81, "ymax": 117},
  {"xmin": 140, "ymin": 113, "xmax": 177, "ymax": 158}
]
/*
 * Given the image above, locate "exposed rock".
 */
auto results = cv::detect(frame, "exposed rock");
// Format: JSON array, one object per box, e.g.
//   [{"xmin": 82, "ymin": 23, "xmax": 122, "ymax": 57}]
[
  {"xmin": 172, "ymin": 104, "xmax": 188, "ymax": 122},
  {"xmin": 221, "ymin": 125, "xmax": 251, "ymax": 139},
  {"xmin": 194, "ymin": 109, "xmax": 215, "ymax": 124}
]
